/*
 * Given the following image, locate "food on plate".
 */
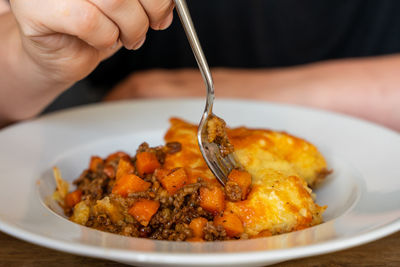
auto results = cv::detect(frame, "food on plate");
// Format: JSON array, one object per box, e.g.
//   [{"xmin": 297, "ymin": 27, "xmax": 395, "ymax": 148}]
[{"xmin": 53, "ymin": 118, "xmax": 329, "ymax": 241}]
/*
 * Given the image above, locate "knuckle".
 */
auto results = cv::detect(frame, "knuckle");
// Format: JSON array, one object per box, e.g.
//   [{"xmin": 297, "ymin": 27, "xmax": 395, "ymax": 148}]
[
  {"xmin": 106, "ymin": 0, "xmax": 125, "ymax": 12},
  {"xmin": 79, "ymin": 6, "xmax": 99, "ymax": 35},
  {"xmin": 123, "ymin": 34, "xmax": 145, "ymax": 50},
  {"xmin": 142, "ymin": 0, "xmax": 172, "ymax": 20},
  {"xmin": 148, "ymin": 0, "xmax": 173, "ymax": 28},
  {"xmin": 122, "ymin": 18, "xmax": 149, "ymax": 49},
  {"xmin": 102, "ymin": 28, "xmax": 119, "ymax": 48},
  {"xmin": 77, "ymin": 4, "xmax": 119, "ymax": 49},
  {"xmin": 142, "ymin": 16, "xmax": 150, "ymax": 32},
  {"xmin": 18, "ymin": 23, "xmax": 37, "ymax": 38},
  {"xmin": 154, "ymin": 0, "xmax": 173, "ymax": 19}
]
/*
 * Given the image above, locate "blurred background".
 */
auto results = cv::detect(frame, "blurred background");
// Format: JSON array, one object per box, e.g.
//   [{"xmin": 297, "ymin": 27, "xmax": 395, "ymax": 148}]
[{"xmin": 44, "ymin": 0, "xmax": 400, "ymax": 118}]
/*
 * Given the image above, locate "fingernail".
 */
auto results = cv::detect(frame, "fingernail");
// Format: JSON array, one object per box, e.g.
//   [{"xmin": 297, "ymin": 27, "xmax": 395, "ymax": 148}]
[
  {"xmin": 132, "ymin": 36, "xmax": 146, "ymax": 50},
  {"xmin": 158, "ymin": 14, "xmax": 174, "ymax": 30}
]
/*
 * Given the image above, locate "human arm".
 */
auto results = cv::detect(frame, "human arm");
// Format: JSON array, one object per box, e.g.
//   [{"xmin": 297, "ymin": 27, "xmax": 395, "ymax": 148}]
[
  {"xmin": 0, "ymin": 0, "xmax": 9, "ymax": 14},
  {"xmin": 0, "ymin": 0, "xmax": 174, "ymax": 128},
  {"xmin": 103, "ymin": 54, "xmax": 400, "ymax": 131}
]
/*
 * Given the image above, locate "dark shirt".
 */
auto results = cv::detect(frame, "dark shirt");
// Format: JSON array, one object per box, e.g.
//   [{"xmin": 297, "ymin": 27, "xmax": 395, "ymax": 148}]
[{"xmin": 45, "ymin": 0, "xmax": 400, "ymax": 112}]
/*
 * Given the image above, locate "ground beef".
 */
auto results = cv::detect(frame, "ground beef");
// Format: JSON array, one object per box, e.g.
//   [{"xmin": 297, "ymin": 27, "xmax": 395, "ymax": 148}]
[
  {"xmin": 73, "ymin": 170, "xmax": 110, "ymax": 201},
  {"xmin": 203, "ymin": 221, "xmax": 227, "ymax": 241},
  {"xmin": 73, "ymin": 173, "xmax": 218, "ymax": 240},
  {"xmin": 206, "ymin": 115, "xmax": 234, "ymax": 156},
  {"xmin": 148, "ymin": 181, "xmax": 213, "ymax": 240},
  {"xmin": 225, "ymin": 181, "xmax": 242, "ymax": 202},
  {"xmin": 136, "ymin": 142, "xmax": 168, "ymax": 165},
  {"xmin": 136, "ymin": 142, "xmax": 151, "ymax": 153},
  {"xmin": 66, "ymin": 142, "xmax": 238, "ymax": 241},
  {"xmin": 165, "ymin": 142, "xmax": 182, "ymax": 154}
]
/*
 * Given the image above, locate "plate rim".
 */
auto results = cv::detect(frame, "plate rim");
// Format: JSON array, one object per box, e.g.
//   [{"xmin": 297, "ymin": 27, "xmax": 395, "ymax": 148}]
[
  {"xmin": 2, "ymin": 97, "xmax": 399, "ymax": 136},
  {"xmin": 1, "ymin": 218, "xmax": 399, "ymax": 265}
]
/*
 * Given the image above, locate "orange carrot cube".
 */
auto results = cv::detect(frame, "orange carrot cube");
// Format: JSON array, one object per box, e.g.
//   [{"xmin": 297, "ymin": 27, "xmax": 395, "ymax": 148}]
[
  {"xmin": 154, "ymin": 168, "xmax": 170, "ymax": 180},
  {"xmin": 103, "ymin": 165, "xmax": 115, "ymax": 179},
  {"xmin": 214, "ymin": 210, "xmax": 244, "ymax": 237},
  {"xmin": 105, "ymin": 151, "xmax": 130, "ymax": 164},
  {"xmin": 65, "ymin": 189, "xmax": 82, "ymax": 208},
  {"xmin": 112, "ymin": 174, "xmax": 151, "ymax": 197},
  {"xmin": 189, "ymin": 217, "xmax": 208, "ymax": 238},
  {"xmin": 199, "ymin": 186, "xmax": 225, "ymax": 215},
  {"xmin": 158, "ymin": 168, "xmax": 188, "ymax": 195},
  {"xmin": 228, "ymin": 169, "xmax": 252, "ymax": 199},
  {"xmin": 128, "ymin": 199, "xmax": 160, "ymax": 226},
  {"xmin": 136, "ymin": 152, "xmax": 161, "ymax": 175},
  {"xmin": 89, "ymin": 156, "xmax": 103, "ymax": 172},
  {"xmin": 116, "ymin": 158, "xmax": 135, "ymax": 180}
]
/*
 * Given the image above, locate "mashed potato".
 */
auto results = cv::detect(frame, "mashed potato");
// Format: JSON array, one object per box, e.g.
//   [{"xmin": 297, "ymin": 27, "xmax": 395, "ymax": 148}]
[{"xmin": 164, "ymin": 118, "xmax": 328, "ymax": 236}]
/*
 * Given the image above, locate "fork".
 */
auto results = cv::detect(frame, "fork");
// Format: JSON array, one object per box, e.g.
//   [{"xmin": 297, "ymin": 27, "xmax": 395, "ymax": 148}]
[{"xmin": 174, "ymin": 0, "xmax": 240, "ymax": 186}]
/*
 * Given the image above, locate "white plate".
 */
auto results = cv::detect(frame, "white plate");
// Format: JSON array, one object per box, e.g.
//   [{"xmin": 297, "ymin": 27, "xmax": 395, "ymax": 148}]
[{"xmin": 0, "ymin": 99, "xmax": 399, "ymax": 267}]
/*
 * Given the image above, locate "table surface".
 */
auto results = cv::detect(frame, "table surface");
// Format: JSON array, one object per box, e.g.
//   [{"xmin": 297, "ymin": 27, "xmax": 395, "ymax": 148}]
[{"xmin": 0, "ymin": 230, "xmax": 399, "ymax": 266}]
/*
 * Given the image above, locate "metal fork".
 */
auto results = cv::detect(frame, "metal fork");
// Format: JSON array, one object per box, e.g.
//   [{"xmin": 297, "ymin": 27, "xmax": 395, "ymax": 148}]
[{"xmin": 174, "ymin": 0, "xmax": 240, "ymax": 186}]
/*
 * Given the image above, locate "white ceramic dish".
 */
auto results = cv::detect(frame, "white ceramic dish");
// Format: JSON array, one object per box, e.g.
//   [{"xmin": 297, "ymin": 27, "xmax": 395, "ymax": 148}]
[{"xmin": 0, "ymin": 99, "xmax": 399, "ymax": 267}]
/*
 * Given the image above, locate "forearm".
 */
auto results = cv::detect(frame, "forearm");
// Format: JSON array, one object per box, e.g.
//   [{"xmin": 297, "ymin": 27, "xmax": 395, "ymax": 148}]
[
  {"xmin": 105, "ymin": 54, "xmax": 400, "ymax": 131},
  {"xmin": 203, "ymin": 55, "xmax": 400, "ymax": 131},
  {"xmin": 0, "ymin": 12, "xmax": 72, "ymax": 128},
  {"xmin": 243, "ymin": 55, "xmax": 400, "ymax": 131},
  {"xmin": 0, "ymin": 0, "xmax": 9, "ymax": 14}
]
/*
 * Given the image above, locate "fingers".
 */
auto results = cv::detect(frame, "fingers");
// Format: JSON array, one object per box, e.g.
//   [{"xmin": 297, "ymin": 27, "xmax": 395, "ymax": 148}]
[
  {"xmin": 89, "ymin": 0, "xmax": 174, "ymax": 49},
  {"xmin": 88, "ymin": 0, "xmax": 149, "ymax": 50},
  {"xmin": 12, "ymin": 0, "xmax": 120, "ymax": 50},
  {"xmin": 139, "ymin": 0, "xmax": 174, "ymax": 30},
  {"xmin": 12, "ymin": 0, "xmax": 174, "ymax": 51},
  {"xmin": 103, "ymin": 69, "xmax": 205, "ymax": 101}
]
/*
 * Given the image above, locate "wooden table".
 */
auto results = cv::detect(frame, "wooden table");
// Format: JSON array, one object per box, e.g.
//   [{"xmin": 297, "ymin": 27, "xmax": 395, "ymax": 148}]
[{"xmin": 0, "ymin": 230, "xmax": 398, "ymax": 266}]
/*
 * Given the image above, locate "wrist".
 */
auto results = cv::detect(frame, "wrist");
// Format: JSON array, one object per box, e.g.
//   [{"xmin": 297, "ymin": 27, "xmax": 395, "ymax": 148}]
[{"xmin": 0, "ymin": 12, "xmax": 72, "ymax": 126}]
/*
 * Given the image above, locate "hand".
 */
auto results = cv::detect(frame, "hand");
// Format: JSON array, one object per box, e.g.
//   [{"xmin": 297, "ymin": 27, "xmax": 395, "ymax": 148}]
[
  {"xmin": 10, "ymin": 0, "xmax": 174, "ymax": 84},
  {"xmin": 103, "ymin": 68, "xmax": 268, "ymax": 100},
  {"xmin": 103, "ymin": 68, "xmax": 305, "ymax": 101},
  {"xmin": 103, "ymin": 58, "xmax": 400, "ymax": 132},
  {"xmin": 0, "ymin": 0, "xmax": 10, "ymax": 14},
  {"xmin": 104, "ymin": 69, "xmax": 204, "ymax": 100}
]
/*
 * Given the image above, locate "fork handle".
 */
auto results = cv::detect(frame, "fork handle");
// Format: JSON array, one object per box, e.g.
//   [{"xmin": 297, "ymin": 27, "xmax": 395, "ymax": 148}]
[{"xmin": 173, "ymin": 0, "xmax": 214, "ymax": 114}]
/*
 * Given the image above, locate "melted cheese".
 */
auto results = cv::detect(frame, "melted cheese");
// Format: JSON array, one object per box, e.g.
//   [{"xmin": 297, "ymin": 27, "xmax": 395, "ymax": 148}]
[{"xmin": 164, "ymin": 118, "xmax": 328, "ymax": 236}]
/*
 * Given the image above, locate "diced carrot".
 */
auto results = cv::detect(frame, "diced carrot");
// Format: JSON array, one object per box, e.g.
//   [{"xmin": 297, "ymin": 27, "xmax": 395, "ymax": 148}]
[
  {"xmin": 105, "ymin": 151, "xmax": 130, "ymax": 164},
  {"xmin": 103, "ymin": 165, "xmax": 115, "ymax": 179},
  {"xmin": 116, "ymin": 158, "xmax": 135, "ymax": 180},
  {"xmin": 214, "ymin": 210, "xmax": 244, "ymax": 237},
  {"xmin": 128, "ymin": 199, "xmax": 160, "ymax": 226},
  {"xmin": 185, "ymin": 168, "xmax": 203, "ymax": 184},
  {"xmin": 189, "ymin": 217, "xmax": 208, "ymax": 238},
  {"xmin": 255, "ymin": 230, "xmax": 272, "ymax": 238},
  {"xmin": 112, "ymin": 174, "xmax": 151, "ymax": 197},
  {"xmin": 228, "ymin": 169, "xmax": 252, "ymax": 199},
  {"xmin": 154, "ymin": 168, "xmax": 170, "ymax": 180},
  {"xmin": 157, "ymin": 168, "xmax": 188, "ymax": 195},
  {"xmin": 136, "ymin": 152, "xmax": 161, "ymax": 175},
  {"xmin": 89, "ymin": 156, "xmax": 103, "ymax": 172},
  {"xmin": 199, "ymin": 186, "xmax": 225, "ymax": 215},
  {"xmin": 65, "ymin": 189, "xmax": 82, "ymax": 208}
]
